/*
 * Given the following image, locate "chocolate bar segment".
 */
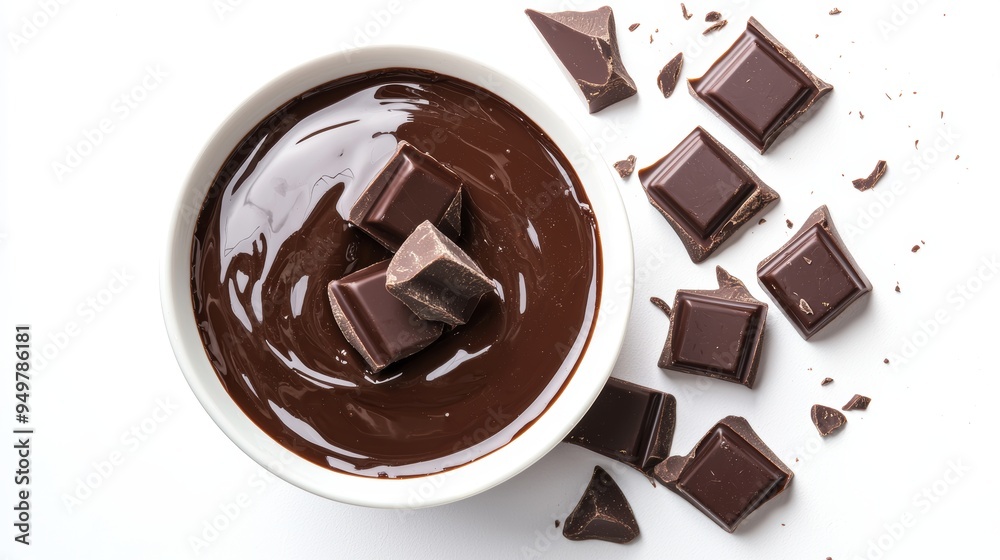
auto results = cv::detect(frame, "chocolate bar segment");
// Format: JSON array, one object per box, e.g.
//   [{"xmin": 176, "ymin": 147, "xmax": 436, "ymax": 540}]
[
  {"xmin": 348, "ymin": 140, "xmax": 462, "ymax": 251},
  {"xmin": 757, "ymin": 205, "xmax": 872, "ymax": 339},
  {"xmin": 689, "ymin": 18, "xmax": 832, "ymax": 153},
  {"xmin": 657, "ymin": 267, "xmax": 767, "ymax": 388},
  {"xmin": 565, "ymin": 377, "xmax": 676, "ymax": 473},
  {"xmin": 386, "ymin": 221, "xmax": 493, "ymax": 327},
  {"xmin": 563, "ymin": 466, "xmax": 640, "ymax": 544},
  {"xmin": 327, "ymin": 260, "xmax": 444, "ymax": 372},
  {"xmin": 652, "ymin": 416, "xmax": 793, "ymax": 533},
  {"xmin": 640, "ymin": 126, "xmax": 778, "ymax": 263},
  {"xmin": 526, "ymin": 6, "xmax": 637, "ymax": 113}
]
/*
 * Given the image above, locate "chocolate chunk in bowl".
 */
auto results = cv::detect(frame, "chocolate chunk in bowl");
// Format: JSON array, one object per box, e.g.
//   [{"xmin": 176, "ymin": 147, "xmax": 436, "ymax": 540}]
[{"xmin": 161, "ymin": 47, "xmax": 633, "ymax": 508}]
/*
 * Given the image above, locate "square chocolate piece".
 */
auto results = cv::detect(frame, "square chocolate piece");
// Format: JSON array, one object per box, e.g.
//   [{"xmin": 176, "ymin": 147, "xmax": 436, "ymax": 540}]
[
  {"xmin": 640, "ymin": 127, "xmax": 778, "ymax": 262},
  {"xmin": 652, "ymin": 416, "xmax": 793, "ymax": 533},
  {"xmin": 348, "ymin": 140, "xmax": 462, "ymax": 251},
  {"xmin": 327, "ymin": 260, "xmax": 444, "ymax": 372},
  {"xmin": 564, "ymin": 377, "xmax": 676, "ymax": 473},
  {"xmin": 757, "ymin": 205, "xmax": 872, "ymax": 339},
  {"xmin": 657, "ymin": 267, "xmax": 767, "ymax": 388},
  {"xmin": 689, "ymin": 18, "xmax": 832, "ymax": 153}
]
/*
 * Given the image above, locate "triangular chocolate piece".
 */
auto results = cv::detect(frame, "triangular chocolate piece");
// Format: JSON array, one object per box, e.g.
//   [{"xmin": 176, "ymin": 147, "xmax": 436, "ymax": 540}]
[
  {"xmin": 526, "ymin": 7, "xmax": 637, "ymax": 113},
  {"xmin": 563, "ymin": 466, "xmax": 639, "ymax": 544},
  {"xmin": 811, "ymin": 404, "xmax": 847, "ymax": 436}
]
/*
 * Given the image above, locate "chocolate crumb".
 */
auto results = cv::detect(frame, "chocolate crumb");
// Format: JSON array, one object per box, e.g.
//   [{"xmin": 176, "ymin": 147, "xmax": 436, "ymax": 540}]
[
  {"xmin": 843, "ymin": 394, "xmax": 871, "ymax": 411},
  {"xmin": 555, "ymin": 519, "xmax": 560, "ymax": 528},
  {"xmin": 895, "ymin": 283, "xmax": 901, "ymax": 293},
  {"xmin": 681, "ymin": 3, "xmax": 692, "ymax": 20},
  {"xmin": 786, "ymin": 219, "xmax": 793, "ymax": 229},
  {"xmin": 705, "ymin": 11, "xmax": 722, "ymax": 22},
  {"xmin": 650, "ymin": 296, "xmax": 671, "ymax": 316},
  {"xmin": 911, "ymin": 244, "xmax": 920, "ymax": 253},
  {"xmin": 885, "ymin": 92, "xmax": 892, "ymax": 100},
  {"xmin": 955, "ymin": 154, "xmax": 960, "ymax": 160},
  {"xmin": 829, "ymin": 8, "xmax": 842, "ymax": 15},
  {"xmin": 656, "ymin": 53, "xmax": 684, "ymax": 98},
  {"xmin": 629, "ymin": 22, "xmax": 640, "ymax": 32},
  {"xmin": 758, "ymin": 218, "xmax": 766, "ymax": 225},
  {"xmin": 811, "ymin": 404, "xmax": 847, "ymax": 436},
  {"xmin": 650, "ymin": 34, "xmax": 654, "ymax": 43},
  {"xmin": 884, "ymin": 358, "xmax": 890, "ymax": 364},
  {"xmin": 940, "ymin": 111, "xmax": 944, "ymax": 119},
  {"xmin": 815, "ymin": 33, "xmax": 819, "ymax": 38},
  {"xmin": 613, "ymin": 155, "xmax": 637, "ymax": 178},
  {"xmin": 915, "ymin": 139, "xmax": 919, "ymax": 149},
  {"xmin": 821, "ymin": 377, "xmax": 834, "ymax": 386},
  {"xmin": 859, "ymin": 111, "xmax": 864, "ymax": 120},
  {"xmin": 852, "ymin": 160, "xmax": 888, "ymax": 191},
  {"xmin": 702, "ymin": 20, "xmax": 728, "ymax": 34}
]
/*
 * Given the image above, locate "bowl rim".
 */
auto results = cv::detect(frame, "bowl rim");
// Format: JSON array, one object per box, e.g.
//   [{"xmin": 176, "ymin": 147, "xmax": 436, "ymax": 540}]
[{"xmin": 160, "ymin": 44, "xmax": 634, "ymax": 509}]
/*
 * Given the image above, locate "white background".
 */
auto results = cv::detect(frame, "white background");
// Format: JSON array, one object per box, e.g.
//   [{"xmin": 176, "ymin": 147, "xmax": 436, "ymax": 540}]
[{"xmin": 3, "ymin": 0, "xmax": 998, "ymax": 558}]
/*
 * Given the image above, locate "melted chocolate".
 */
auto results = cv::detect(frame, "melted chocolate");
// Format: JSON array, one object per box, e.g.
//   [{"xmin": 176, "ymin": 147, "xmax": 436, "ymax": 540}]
[{"xmin": 191, "ymin": 69, "xmax": 601, "ymax": 478}]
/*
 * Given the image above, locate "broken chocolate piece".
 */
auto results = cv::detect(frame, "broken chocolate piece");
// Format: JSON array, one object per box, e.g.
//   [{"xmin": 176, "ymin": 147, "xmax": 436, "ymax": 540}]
[
  {"xmin": 829, "ymin": 8, "xmax": 842, "ymax": 15},
  {"xmin": 705, "ymin": 11, "xmax": 722, "ymax": 22},
  {"xmin": 565, "ymin": 377, "xmax": 676, "ymax": 473},
  {"xmin": 650, "ymin": 296, "xmax": 671, "ymax": 315},
  {"xmin": 811, "ymin": 404, "xmax": 847, "ymax": 436},
  {"xmin": 386, "ymin": 221, "xmax": 493, "ymax": 327},
  {"xmin": 653, "ymin": 416, "xmax": 793, "ymax": 533},
  {"xmin": 657, "ymin": 267, "xmax": 768, "ymax": 388},
  {"xmin": 526, "ymin": 6, "xmax": 637, "ymax": 113},
  {"xmin": 656, "ymin": 53, "xmax": 684, "ymax": 98},
  {"xmin": 681, "ymin": 3, "xmax": 692, "ymax": 20},
  {"xmin": 348, "ymin": 140, "xmax": 462, "ymax": 251},
  {"xmin": 821, "ymin": 377, "xmax": 834, "ymax": 386},
  {"xmin": 911, "ymin": 244, "xmax": 921, "ymax": 253},
  {"xmin": 842, "ymin": 394, "xmax": 871, "ymax": 411},
  {"xmin": 639, "ymin": 126, "xmax": 779, "ymax": 263},
  {"xmin": 327, "ymin": 260, "xmax": 444, "ymax": 372},
  {"xmin": 628, "ymin": 22, "xmax": 639, "ymax": 32},
  {"xmin": 852, "ymin": 160, "xmax": 888, "ymax": 191},
  {"xmin": 613, "ymin": 155, "xmax": 637, "ymax": 178},
  {"xmin": 689, "ymin": 18, "xmax": 833, "ymax": 153},
  {"xmin": 702, "ymin": 20, "xmax": 728, "ymax": 34},
  {"xmin": 563, "ymin": 466, "xmax": 640, "ymax": 544},
  {"xmin": 757, "ymin": 206, "xmax": 872, "ymax": 339}
]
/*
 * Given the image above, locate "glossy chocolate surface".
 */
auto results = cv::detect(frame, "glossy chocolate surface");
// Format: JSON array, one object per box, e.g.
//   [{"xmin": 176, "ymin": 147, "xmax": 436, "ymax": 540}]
[
  {"xmin": 526, "ymin": 6, "xmax": 637, "ymax": 113},
  {"xmin": 658, "ymin": 267, "xmax": 767, "ymax": 388},
  {"xmin": 757, "ymin": 205, "xmax": 871, "ymax": 339},
  {"xmin": 191, "ymin": 69, "xmax": 600, "ymax": 477},
  {"xmin": 640, "ymin": 127, "xmax": 778, "ymax": 262},
  {"xmin": 564, "ymin": 377, "xmax": 676, "ymax": 473},
  {"xmin": 689, "ymin": 18, "xmax": 832, "ymax": 153},
  {"xmin": 653, "ymin": 416, "xmax": 793, "ymax": 533}
]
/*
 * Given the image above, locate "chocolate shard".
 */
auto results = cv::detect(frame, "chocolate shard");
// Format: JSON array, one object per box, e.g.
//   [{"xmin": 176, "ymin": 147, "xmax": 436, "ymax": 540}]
[
  {"xmin": 563, "ymin": 466, "xmax": 640, "ymax": 544},
  {"xmin": 652, "ymin": 416, "xmax": 793, "ymax": 533},
  {"xmin": 640, "ymin": 127, "xmax": 779, "ymax": 263},
  {"xmin": 657, "ymin": 267, "xmax": 768, "ymax": 388},
  {"xmin": 613, "ymin": 155, "xmax": 637, "ymax": 178},
  {"xmin": 757, "ymin": 206, "xmax": 872, "ymax": 339},
  {"xmin": 852, "ymin": 160, "xmax": 888, "ymax": 191},
  {"xmin": 526, "ymin": 6, "xmax": 637, "ymax": 113},
  {"xmin": 327, "ymin": 260, "xmax": 444, "ymax": 373},
  {"xmin": 705, "ymin": 11, "xmax": 722, "ymax": 22},
  {"xmin": 386, "ymin": 221, "xmax": 493, "ymax": 327},
  {"xmin": 842, "ymin": 394, "xmax": 871, "ymax": 411},
  {"xmin": 565, "ymin": 377, "xmax": 676, "ymax": 473},
  {"xmin": 681, "ymin": 3, "xmax": 693, "ymax": 20},
  {"xmin": 821, "ymin": 377, "xmax": 834, "ymax": 386},
  {"xmin": 689, "ymin": 18, "xmax": 833, "ymax": 153},
  {"xmin": 811, "ymin": 404, "xmax": 847, "ymax": 436},
  {"xmin": 348, "ymin": 140, "xmax": 462, "ymax": 251},
  {"xmin": 657, "ymin": 53, "xmax": 684, "ymax": 98},
  {"xmin": 702, "ymin": 20, "xmax": 728, "ymax": 35}
]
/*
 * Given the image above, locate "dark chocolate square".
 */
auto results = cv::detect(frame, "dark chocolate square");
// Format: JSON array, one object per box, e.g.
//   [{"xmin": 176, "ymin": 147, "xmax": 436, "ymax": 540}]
[
  {"xmin": 689, "ymin": 18, "xmax": 832, "ymax": 153},
  {"xmin": 640, "ymin": 127, "xmax": 778, "ymax": 263},
  {"xmin": 348, "ymin": 141, "xmax": 462, "ymax": 251},
  {"xmin": 657, "ymin": 267, "xmax": 767, "ymax": 388},
  {"xmin": 757, "ymin": 205, "xmax": 872, "ymax": 339}
]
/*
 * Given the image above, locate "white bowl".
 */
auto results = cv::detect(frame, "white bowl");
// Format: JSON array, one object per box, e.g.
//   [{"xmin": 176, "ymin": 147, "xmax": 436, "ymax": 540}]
[{"xmin": 161, "ymin": 45, "xmax": 633, "ymax": 508}]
